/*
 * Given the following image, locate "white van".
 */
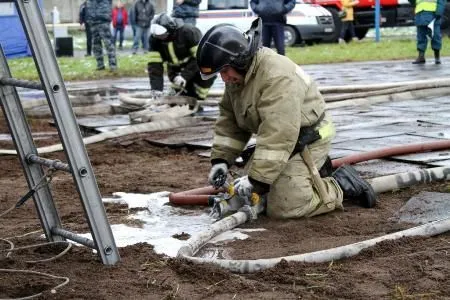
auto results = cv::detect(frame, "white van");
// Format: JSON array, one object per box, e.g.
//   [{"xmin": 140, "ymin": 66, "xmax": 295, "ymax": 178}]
[{"xmin": 196, "ymin": 0, "xmax": 335, "ymax": 46}]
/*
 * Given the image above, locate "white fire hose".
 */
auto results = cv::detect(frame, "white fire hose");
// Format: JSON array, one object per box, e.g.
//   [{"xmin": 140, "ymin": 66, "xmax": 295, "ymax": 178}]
[{"xmin": 177, "ymin": 167, "xmax": 450, "ymax": 273}]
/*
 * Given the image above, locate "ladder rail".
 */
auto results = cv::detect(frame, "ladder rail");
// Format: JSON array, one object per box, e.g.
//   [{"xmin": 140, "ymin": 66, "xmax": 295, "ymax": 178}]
[
  {"xmin": 0, "ymin": 0, "xmax": 120, "ymax": 265},
  {"xmin": 0, "ymin": 46, "xmax": 63, "ymax": 242}
]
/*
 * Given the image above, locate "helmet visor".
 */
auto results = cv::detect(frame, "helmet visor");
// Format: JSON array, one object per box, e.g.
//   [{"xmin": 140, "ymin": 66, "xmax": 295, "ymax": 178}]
[
  {"xmin": 150, "ymin": 24, "xmax": 167, "ymax": 35},
  {"xmin": 200, "ymin": 67, "xmax": 225, "ymax": 80},
  {"xmin": 198, "ymin": 42, "xmax": 235, "ymax": 80}
]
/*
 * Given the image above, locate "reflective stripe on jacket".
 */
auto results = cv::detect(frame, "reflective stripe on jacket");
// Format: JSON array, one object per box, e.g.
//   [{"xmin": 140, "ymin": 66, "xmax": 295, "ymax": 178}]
[
  {"xmin": 415, "ymin": 0, "xmax": 437, "ymax": 13},
  {"xmin": 211, "ymin": 47, "xmax": 329, "ymax": 185}
]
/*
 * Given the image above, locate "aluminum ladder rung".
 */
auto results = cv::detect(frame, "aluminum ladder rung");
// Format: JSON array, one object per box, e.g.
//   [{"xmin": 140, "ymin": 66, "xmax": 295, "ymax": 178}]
[
  {"xmin": 52, "ymin": 227, "xmax": 96, "ymax": 249},
  {"xmin": 27, "ymin": 154, "xmax": 71, "ymax": 173},
  {"xmin": 0, "ymin": 77, "xmax": 43, "ymax": 90}
]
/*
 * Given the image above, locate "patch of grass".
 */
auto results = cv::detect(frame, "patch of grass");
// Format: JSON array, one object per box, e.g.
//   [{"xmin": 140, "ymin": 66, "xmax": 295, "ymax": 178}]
[
  {"xmin": 6, "ymin": 38, "xmax": 450, "ymax": 82},
  {"xmin": 287, "ymin": 38, "xmax": 450, "ymax": 65},
  {"xmin": 8, "ymin": 53, "xmax": 150, "ymax": 81}
]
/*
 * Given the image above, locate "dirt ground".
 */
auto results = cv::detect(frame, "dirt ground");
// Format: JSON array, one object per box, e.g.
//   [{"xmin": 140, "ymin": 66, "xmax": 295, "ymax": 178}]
[{"xmin": 0, "ymin": 116, "xmax": 449, "ymax": 300}]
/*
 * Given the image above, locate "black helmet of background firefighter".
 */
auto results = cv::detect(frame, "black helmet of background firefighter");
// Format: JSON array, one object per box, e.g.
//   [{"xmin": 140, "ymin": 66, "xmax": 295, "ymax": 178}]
[{"xmin": 153, "ymin": 13, "xmax": 181, "ymax": 36}]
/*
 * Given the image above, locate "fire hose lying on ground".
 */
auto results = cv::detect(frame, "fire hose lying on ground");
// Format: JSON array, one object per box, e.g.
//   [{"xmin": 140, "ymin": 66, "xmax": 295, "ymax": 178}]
[{"xmin": 174, "ymin": 163, "xmax": 450, "ymax": 273}]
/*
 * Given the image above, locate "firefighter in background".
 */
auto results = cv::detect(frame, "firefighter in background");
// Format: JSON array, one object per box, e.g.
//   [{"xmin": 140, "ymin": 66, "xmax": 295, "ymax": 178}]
[
  {"xmin": 147, "ymin": 13, "xmax": 216, "ymax": 99},
  {"xmin": 197, "ymin": 19, "xmax": 376, "ymax": 219},
  {"xmin": 409, "ymin": 0, "xmax": 446, "ymax": 64}
]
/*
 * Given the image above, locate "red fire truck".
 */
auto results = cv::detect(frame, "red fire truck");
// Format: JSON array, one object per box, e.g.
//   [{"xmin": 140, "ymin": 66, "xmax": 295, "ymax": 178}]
[{"xmin": 303, "ymin": 0, "xmax": 450, "ymax": 41}]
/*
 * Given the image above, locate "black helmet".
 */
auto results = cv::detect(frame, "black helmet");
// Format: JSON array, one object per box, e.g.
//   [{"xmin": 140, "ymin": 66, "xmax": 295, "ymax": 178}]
[
  {"xmin": 151, "ymin": 13, "xmax": 182, "ymax": 37},
  {"xmin": 197, "ymin": 18, "xmax": 262, "ymax": 80}
]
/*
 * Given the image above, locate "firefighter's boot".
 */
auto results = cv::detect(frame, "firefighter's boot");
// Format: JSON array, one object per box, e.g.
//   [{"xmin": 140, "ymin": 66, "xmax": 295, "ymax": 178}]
[
  {"xmin": 434, "ymin": 50, "xmax": 441, "ymax": 64},
  {"xmin": 147, "ymin": 62, "xmax": 164, "ymax": 91},
  {"xmin": 412, "ymin": 51, "xmax": 426, "ymax": 64},
  {"xmin": 332, "ymin": 165, "xmax": 376, "ymax": 208}
]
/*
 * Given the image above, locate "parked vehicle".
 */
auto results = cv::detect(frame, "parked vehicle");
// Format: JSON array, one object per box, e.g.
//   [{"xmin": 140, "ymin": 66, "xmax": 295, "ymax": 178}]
[
  {"xmin": 303, "ymin": 0, "xmax": 450, "ymax": 42},
  {"xmin": 195, "ymin": 0, "xmax": 336, "ymax": 46}
]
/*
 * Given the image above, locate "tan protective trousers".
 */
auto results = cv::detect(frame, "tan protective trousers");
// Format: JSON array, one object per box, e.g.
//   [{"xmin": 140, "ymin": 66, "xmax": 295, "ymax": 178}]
[{"xmin": 265, "ymin": 132, "xmax": 344, "ymax": 219}]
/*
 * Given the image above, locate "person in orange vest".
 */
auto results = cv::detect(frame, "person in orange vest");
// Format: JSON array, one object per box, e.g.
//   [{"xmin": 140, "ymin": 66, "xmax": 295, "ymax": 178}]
[{"xmin": 338, "ymin": 0, "xmax": 359, "ymax": 44}]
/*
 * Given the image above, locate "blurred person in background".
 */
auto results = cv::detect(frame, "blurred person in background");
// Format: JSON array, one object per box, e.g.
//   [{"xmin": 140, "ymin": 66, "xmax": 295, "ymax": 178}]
[
  {"xmin": 86, "ymin": 0, "xmax": 117, "ymax": 71},
  {"xmin": 112, "ymin": 1, "xmax": 128, "ymax": 50},
  {"xmin": 250, "ymin": 0, "xmax": 296, "ymax": 55},
  {"xmin": 409, "ymin": 0, "xmax": 446, "ymax": 64},
  {"xmin": 131, "ymin": 0, "xmax": 155, "ymax": 54},
  {"xmin": 172, "ymin": 0, "xmax": 201, "ymax": 26},
  {"xmin": 338, "ymin": 0, "xmax": 359, "ymax": 44},
  {"xmin": 79, "ymin": 0, "xmax": 92, "ymax": 56}
]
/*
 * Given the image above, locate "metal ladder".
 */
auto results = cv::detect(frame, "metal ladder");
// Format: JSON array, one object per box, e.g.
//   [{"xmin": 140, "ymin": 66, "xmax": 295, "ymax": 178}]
[{"xmin": 0, "ymin": 0, "xmax": 119, "ymax": 265}]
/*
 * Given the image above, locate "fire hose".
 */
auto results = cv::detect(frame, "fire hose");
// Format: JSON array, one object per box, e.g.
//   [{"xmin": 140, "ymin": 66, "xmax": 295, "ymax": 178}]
[
  {"xmin": 177, "ymin": 166, "xmax": 450, "ymax": 273},
  {"xmin": 169, "ymin": 140, "xmax": 450, "ymax": 206}
]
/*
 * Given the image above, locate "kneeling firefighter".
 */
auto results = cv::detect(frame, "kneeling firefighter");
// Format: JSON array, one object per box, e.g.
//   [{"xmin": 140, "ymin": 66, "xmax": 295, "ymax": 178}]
[
  {"xmin": 197, "ymin": 18, "xmax": 377, "ymax": 219},
  {"xmin": 147, "ymin": 13, "xmax": 216, "ymax": 99}
]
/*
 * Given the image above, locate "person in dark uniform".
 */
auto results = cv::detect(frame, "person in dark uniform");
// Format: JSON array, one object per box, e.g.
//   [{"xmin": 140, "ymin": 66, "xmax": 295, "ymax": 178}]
[
  {"xmin": 79, "ymin": 1, "xmax": 92, "ymax": 56},
  {"xmin": 147, "ymin": 13, "xmax": 216, "ymax": 100},
  {"xmin": 250, "ymin": 0, "xmax": 296, "ymax": 56},
  {"xmin": 86, "ymin": 0, "xmax": 117, "ymax": 71},
  {"xmin": 172, "ymin": 0, "xmax": 201, "ymax": 26}
]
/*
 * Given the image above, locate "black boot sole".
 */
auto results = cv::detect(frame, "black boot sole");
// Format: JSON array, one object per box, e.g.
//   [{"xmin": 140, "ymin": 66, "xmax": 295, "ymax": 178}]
[{"xmin": 338, "ymin": 166, "xmax": 377, "ymax": 208}]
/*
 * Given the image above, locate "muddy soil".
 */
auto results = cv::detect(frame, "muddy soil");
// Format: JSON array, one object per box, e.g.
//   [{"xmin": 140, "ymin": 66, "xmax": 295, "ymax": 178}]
[{"xmin": 0, "ymin": 116, "xmax": 449, "ymax": 300}]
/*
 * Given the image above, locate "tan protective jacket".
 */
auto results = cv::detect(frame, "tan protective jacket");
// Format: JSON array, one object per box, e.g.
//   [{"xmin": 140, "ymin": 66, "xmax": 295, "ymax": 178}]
[{"xmin": 211, "ymin": 47, "xmax": 326, "ymax": 185}]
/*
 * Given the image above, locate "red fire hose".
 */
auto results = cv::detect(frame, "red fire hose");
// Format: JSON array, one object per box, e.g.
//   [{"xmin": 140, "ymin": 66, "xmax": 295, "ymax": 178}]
[
  {"xmin": 168, "ymin": 186, "xmax": 225, "ymax": 206},
  {"xmin": 170, "ymin": 140, "xmax": 450, "ymax": 206},
  {"xmin": 332, "ymin": 139, "xmax": 450, "ymax": 168}
]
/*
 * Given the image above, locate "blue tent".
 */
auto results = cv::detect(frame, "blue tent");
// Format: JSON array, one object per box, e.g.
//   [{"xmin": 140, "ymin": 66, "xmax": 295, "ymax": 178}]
[{"xmin": 0, "ymin": 1, "xmax": 43, "ymax": 59}]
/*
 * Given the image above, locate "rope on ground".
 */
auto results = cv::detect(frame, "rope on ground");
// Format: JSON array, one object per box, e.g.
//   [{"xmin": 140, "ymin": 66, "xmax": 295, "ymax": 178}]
[
  {"xmin": 0, "ymin": 269, "xmax": 70, "ymax": 300},
  {"xmin": 0, "ymin": 240, "xmax": 72, "ymax": 263},
  {"xmin": 4, "ymin": 229, "xmax": 42, "ymax": 240},
  {"xmin": 0, "ymin": 167, "xmax": 57, "ymax": 218},
  {"xmin": 0, "ymin": 173, "xmax": 72, "ymax": 298},
  {"xmin": 0, "ymin": 204, "xmax": 15, "ymax": 218},
  {"xmin": 0, "ymin": 238, "xmax": 14, "ymax": 258}
]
